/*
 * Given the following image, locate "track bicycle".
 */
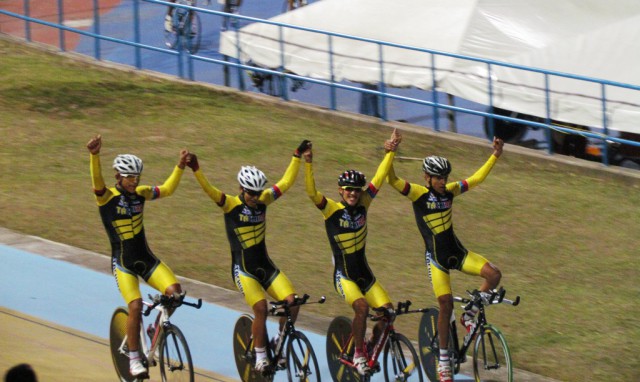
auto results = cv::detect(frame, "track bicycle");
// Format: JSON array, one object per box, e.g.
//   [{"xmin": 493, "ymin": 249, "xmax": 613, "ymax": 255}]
[
  {"xmin": 109, "ymin": 292, "xmax": 203, "ymax": 381},
  {"xmin": 164, "ymin": 0, "xmax": 203, "ymax": 54},
  {"xmin": 418, "ymin": 287, "xmax": 520, "ymax": 382},
  {"xmin": 326, "ymin": 300, "xmax": 426, "ymax": 382},
  {"xmin": 233, "ymin": 294, "xmax": 326, "ymax": 382}
]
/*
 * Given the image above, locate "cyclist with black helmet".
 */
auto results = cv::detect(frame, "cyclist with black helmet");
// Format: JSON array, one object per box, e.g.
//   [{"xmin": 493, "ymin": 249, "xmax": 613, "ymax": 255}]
[
  {"xmin": 302, "ymin": 129, "xmax": 401, "ymax": 376},
  {"xmin": 185, "ymin": 140, "xmax": 311, "ymax": 373},
  {"xmin": 386, "ymin": 136, "xmax": 504, "ymax": 382},
  {"xmin": 86, "ymin": 134, "xmax": 189, "ymax": 379}
]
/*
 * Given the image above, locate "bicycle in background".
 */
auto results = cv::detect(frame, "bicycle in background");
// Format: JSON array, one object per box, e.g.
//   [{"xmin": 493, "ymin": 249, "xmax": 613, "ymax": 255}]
[
  {"xmin": 418, "ymin": 287, "xmax": 520, "ymax": 382},
  {"xmin": 283, "ymin": 0, "xmax": 308, "ymax": 12},
  {"xmin": 164, "ymin": 0, "xmax": 203, "ymax": 54},
  {"xmin": 233, "ymin": 294, "xmax": 326, "ymax": 382},
  {"xmin": 109, "ymin": 292, "xmax": 202, "ymax": 381},
  {"xmin": 326, "ymin": 300, "xmax": 426, "ymax": 382}
]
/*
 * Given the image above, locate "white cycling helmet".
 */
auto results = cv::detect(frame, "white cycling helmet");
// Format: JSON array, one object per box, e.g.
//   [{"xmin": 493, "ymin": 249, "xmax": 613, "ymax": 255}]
[
  {"xmin": 237, "ymin": 166, "xmax": 267, "ymax": 191},
  {"xmin": 422, "ymin": 156, "xmax": 451, "ymax": 177},
  {"xmin": 113, "ymin": 154, "xmax": 143, "ymax": 175}
]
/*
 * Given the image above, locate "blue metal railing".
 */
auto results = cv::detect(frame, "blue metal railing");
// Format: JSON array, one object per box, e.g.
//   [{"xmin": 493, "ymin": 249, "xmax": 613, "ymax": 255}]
[{"xmin": 2, "ymin": 0, "xmax": 639, "ymax": 167}]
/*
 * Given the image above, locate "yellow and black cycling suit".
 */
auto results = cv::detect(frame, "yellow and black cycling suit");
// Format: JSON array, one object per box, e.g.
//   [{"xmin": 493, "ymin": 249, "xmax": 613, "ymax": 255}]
[
  {"xmin": 193, "ymin": 156, "xmax": 301, "ymax": 307},
  {"xmin": 305, "ymin": 151, "xmax": 395, "ymax": 308},
  {"xmin": 387, "ymin": 154, "xmax": 498, "ymax": 297},
  {"xmin": 90, "ymin": 153, "xmax": 183, "ymax": 304}
]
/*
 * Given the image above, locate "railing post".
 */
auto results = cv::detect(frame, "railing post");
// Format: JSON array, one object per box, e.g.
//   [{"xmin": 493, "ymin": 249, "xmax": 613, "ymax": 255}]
[
  {"xmin": 544, "ymin": 74, "xmax": 554, "ymax": 154},
  {"xmin": 24, "ymin": 0, "xmax": 31, "ymax": 42},
  {"xmin": 486, "ymin": 62, "xmax": 494, "ymax": 139},
  {"xmin": 600, "ymin": 84, "xmax": 610, "ymax": 166},
  {"xmin": 328, "ymin": 35, "xmax": 336, "ymax": 111},
  {"xmin": 431, "ymin": 54, "xmax": 439, "ymax": 132},
  {"xmin": 133, "ymin": 0, "xmax": 142, "ymax": 69},
  {"xmin": 93, "ymin": 0, "xmax": 101, "ymax": 60},
  {"xmin": 57, "ymin": 0, "xmax": 66, "ymax": 51},
  {"xmin": 378, "ymin": 44, "xmax": 387, "ymax": 121},
  {"xmin": 235, "ymin": 24, "xmax": 244, "ymax": 91},
  {"xmin": 278, "ymin": 25, "xmax": 289, "ymax": 101}
]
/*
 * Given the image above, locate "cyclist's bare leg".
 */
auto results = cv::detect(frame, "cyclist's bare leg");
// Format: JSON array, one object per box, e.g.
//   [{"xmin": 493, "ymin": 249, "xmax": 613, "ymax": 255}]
[
  {"xmin": 370, "ymin": 302, "xmax": 393, "ymax": 347},
  {"xmin": 479, "ymin": 262, "xmax": 501, "ymax": 292},
  {"xmin": 437, "ymin": 294, "xmax": 454, "ymax": 350},
  {"xmin": 167, "ymin": 0, "xmax": 176, "ymax": 16},
  {"xmin": 127, "ymin": 298, "xmax": 144, "ymax": 352},
  {"xmin": 252, "ymin": 299, "xmax": 269, "ymax": 349},
  {"xmin": 164, "ymin": 283, "xmax": 183, "ymax": 316},
  {"xmin": 278, "ymin": 293, "xmax": 300, "ymax": 332},
  {"xmin": 351, "ymin": 298, "xmax": 369, "ymax": 353}
]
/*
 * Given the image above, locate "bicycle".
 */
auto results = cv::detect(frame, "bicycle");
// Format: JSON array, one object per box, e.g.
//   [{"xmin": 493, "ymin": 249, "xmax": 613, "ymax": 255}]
[
  {"xmin": 326, "ymin": 300, "xmax": 426, "ymax": 382},
  {"xmin": 164, "ymin": 0, "xmax": 203, "ymax": 54},
  {"xmin": 418, "ymin": 287, "xmax": 520, "ymax": 382},
  {"xmin": 233, "ymin": 294, "xmax": 326, "ymax": 382},
  {"xmin": 109, "ymin": 292, "xmax": 203, "ymax": 381}
]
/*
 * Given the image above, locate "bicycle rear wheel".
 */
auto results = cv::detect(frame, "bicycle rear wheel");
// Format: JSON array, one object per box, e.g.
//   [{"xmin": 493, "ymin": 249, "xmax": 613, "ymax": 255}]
[
  {"xmin": 326, "ymin": 316, "xmax": 361, "ymax": 382},
  {"xmin": 110, "ymin": 307, "xmax": 142, "ymax": 382},
  {"xmin": 159, "ymin": 324, "xmax": 194, "ymax": 381},
  {"xmin": 286, "ymin": 330, "xmax": 320, "ymax": 382},
  {"xmin": 473, "ymin": 324, "xmax": 512, "ymax": 382},
  {"xmin": 383, "ymin": 332, "xmax": 423, "ymax": 382},
  {"xmin": 185, "ymin": 12, "xmax": 202, "ymax": 54},
  {"xmin": 233, "ymin": 314, "xmax": 271, "ymax": 382}
]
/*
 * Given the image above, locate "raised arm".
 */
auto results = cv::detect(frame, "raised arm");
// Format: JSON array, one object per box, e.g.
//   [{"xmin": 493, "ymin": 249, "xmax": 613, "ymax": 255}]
[
  {"xmin": 447, "ymin": 137, "xmax": 503, "ymax": 195},
  {"xmin": 303, "ymin": 144, "xmax": 325, "ymax": 207},
  {"xmin": 366, "ymin": 128, "xmax": 402, "ymax": 194},
  {"xmin": 151, "ymin": 149, "xmax": 187, "ymax": 198},
  {"xmin": 262, "ymin": 140, "xmax": 311, "ymax": 204},
  {"xmin": 186, "ymin": 153, "xmax": 226, "ymax": 206},
  {"xmin": 87, "ymin": 134, "xmax": 107, "ymax": 199}
]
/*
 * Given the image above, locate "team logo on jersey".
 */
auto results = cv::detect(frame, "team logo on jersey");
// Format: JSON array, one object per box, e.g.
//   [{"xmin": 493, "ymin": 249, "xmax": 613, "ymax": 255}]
[{"xmin": 339, "ymin": 210, "xmax": 366, "ymax": 229}]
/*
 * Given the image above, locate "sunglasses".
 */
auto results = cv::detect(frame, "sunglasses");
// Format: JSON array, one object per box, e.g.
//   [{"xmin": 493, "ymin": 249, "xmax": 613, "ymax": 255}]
[
  {"xmin": 121, "ymin": 174, "xmax": 140, "ymax": 181},
  {"xmin": 341, "ymin": 186, "xmax": 362, "ymax": 192},
  {"xmin": 243, "ymin": 188, "xmax": 263, "ymax": 197}
]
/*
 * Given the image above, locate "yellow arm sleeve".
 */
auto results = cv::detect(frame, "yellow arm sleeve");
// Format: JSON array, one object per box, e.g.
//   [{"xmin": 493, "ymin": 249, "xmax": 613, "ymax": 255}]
[
  {"xmin": 90, "ymin": 153, "xmax": 106, "ymax": 193},
  {"xmin": 305, "ymin": 162, "xmax": 325, "ymax": 205},
  {"xmin": 154, "ymin": 166, "xmax": 184, "ymax": 198},
  {"xmin": 369, "ymin": 151, "xmax": 396, "ymax": 190},
  {"xmin": 194, "ymin": 169, "xmax": 225, "ymax": 205},
  {"xmin": 261, "ymin": 156, "xmax": 301, "ymax": 205},
  {"xmin": 446, "ymin": 154, "xmax": 498, "ymax": 195}
]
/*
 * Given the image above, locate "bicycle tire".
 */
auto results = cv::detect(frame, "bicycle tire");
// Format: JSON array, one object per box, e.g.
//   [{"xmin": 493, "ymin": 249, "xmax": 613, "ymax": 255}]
[
  {"xmin": 383, "ymin": 332, "xmax": 423, "ymax": 382},
  {"xmin": 233, "ymin": 314, "xmax": 271, "ymax": 382},
  {"xmin": 286, "ymin": 330, "xmax": 321, "ymax": 382},
  {"xmin": 417, "ymin": 309, "xmax": 439, "ymax": 382},
  {"xmin": 326, "ymin": 316, "xmax": 361, "ymax": 382},
  {"xmin": 159, "ymin": 324, "xmax": 194, "ymax": 382},
  {"xmin": 472, "ymin": 324, "xmax": 512, "ymax": 382},
  {"xmin": 185, "ymin": 12, "xmax": 202, "ymax": 54},
  {"xmin": 109, "ymin": 307, "xmax": 142, "ymax": 382}
]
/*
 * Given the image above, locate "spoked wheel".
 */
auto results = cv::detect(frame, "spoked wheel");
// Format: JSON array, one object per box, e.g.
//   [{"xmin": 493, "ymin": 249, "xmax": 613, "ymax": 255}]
[
  {"xmin": 473, "ymin": 324, "xmax": 513, "ymax": 382},
  {"xmin": 184, "ymin": 11, "xmax": 202, "ymax": 54},
  {"xmin": 417, "ymin": 309, "xmax": 439, "ymax": 382},
  {"xmin": 383, "ymin": 333, "xmax": 423, "ymax": 382},
  {"xmin": 286, "ymin": 330, "xmax": 320, "ymax": 382},
  {"xmin": 326, "ymin": 316, "xmax": 361, "ymax": 382},
  {"xmin": 159, "ymin": 324, "xmax": 194, "ymax": 381},
  {"xmin": 110, "ymin": 307, "xmax": 143, "ymax": 382},
  {"xmin": 233, "ymin": 314, "xmax": 271, "ymax": 382}
]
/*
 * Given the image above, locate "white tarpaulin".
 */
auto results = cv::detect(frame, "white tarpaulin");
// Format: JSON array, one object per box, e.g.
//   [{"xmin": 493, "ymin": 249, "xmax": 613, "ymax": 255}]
[{"xmin": 220, "ymin": 0, "xmax": 640, "ymax": 134}]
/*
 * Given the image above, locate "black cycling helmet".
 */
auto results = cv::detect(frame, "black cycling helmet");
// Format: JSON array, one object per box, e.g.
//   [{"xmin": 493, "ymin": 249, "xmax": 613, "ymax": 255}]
[
  {"xmin": 422, "ymin": 156, "xmax": 452, "ymax": 176},
  {"xmin": 338, "ymin": 170, "xmax": 366, "ymax": 187}
]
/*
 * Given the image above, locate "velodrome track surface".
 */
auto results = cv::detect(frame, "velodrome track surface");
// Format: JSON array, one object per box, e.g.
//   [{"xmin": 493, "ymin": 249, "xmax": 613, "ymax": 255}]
[{"xmin": 1, "ymin": 227, "xmax": 561, "ymax": 382}]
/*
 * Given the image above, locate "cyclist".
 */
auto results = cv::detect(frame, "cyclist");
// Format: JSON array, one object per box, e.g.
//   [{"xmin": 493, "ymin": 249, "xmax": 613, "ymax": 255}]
[
  {"xmin": 186, "ymin": 140, "xmax": 311, "ymax": 373},
  {"xmin": 165, "ymin": 0, "xmax": 198, "ymax": 33},
  {"xmin": 386, "ymin": 137, "xmax": 505, "ymax": 382},
  {"xmin": 287, "ymin": 0, "xmax": 307, "ymax": 11},
  {"xmin": 302, "ymin": 129, "xmax": 401, "ymax": 376},
  {"xmin": 86, "ymin": 134, "xmax": 189, "ymax": 378}
]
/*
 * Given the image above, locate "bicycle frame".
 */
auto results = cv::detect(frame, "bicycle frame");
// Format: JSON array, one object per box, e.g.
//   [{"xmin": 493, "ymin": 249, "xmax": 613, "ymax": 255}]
[{"xmin": 116, "ymin": 302, "xmax": 167, "ymax": 363}]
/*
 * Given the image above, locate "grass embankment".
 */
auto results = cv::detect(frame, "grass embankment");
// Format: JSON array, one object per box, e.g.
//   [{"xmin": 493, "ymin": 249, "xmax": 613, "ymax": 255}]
[{"xmin": 1, "ymin": 38, "xmax": 639, "ymax": 381}]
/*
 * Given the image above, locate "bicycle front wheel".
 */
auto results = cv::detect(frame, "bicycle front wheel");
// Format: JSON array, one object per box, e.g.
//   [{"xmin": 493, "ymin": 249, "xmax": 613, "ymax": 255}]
[
  {"xmin": 233, "ymin": 314, "xmax": 270, "ymax": 382},
  {"xmin": 326, "ymin": 316, "xmax": 360, "ymax": 382},
  {"xmin": 473, "ymin": 324, "xmax": 512, "ymax": 382},
  {"xmin": 383, "ymin": 333, "xmax": 423, "ymax": 382},
  {"xmin": 286, "ymin": 330, "xmax": 320, "ymax": 382},
  {"xmin": 159, "ymin": 324, "xmax": 194, "ymax": 382},
  {"xmin": 417, "ymin": 309, "xmax": 439, "ymax": 382},
  {"xmin": 110, "ymin": 307, "xmax": 143, "ymax": 382}
]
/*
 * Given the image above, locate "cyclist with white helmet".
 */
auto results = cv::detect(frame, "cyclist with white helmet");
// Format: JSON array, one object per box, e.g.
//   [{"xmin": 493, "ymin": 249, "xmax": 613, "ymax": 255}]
[
  {"xmin": 186, "ymin": 140, "xmax": 311, "ymax": 373},
  {"xmin": 302, "ymin": 129, "xmax": 401, "ymax": 376},
  {"xmin": 386, "ymin": 136, "xmax": 504, "ymax": 382},
  {"xmin": 86, "ymin": 134, "xmax": 190, "ymax": 379}
]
